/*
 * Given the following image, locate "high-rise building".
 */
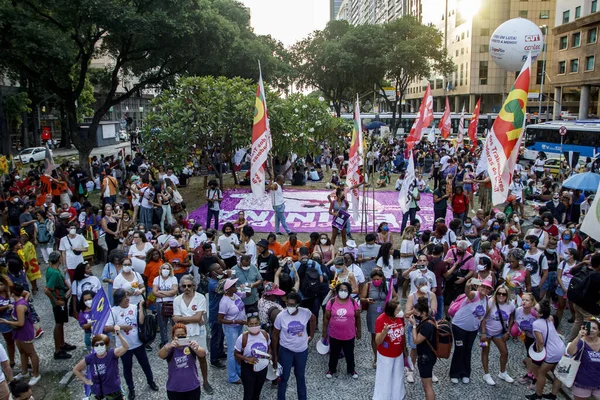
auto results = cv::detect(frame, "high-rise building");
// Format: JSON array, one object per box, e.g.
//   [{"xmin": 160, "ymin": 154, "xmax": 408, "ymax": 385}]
[
  {"xmin": 331, "ymin": 0, "xmax": 345, "ymax": 20},
  {"xmin": 335, "ymin": 0, "xmax": 419, "ymax": 24},
  {"xmin": 549, "ymin": 0, "xmax": 600, "ymax": 119},
  {"xmin": 405, "ymin": 0, "xmax": 556, "ymax": 118}
]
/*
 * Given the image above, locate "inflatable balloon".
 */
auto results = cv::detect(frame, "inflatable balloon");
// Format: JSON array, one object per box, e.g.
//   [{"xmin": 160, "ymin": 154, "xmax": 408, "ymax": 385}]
[{"xmin": 489, "ymin": 18, "xmax": 544, "ymax": 71}]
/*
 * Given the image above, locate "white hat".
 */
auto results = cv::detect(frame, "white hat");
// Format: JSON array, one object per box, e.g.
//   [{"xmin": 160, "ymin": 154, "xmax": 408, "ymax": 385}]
[
  {"xmin": 266, "ymin": 362, "xmax": 278, "ymax": 381},
  {"xmin": 346, "ymin": 240, "xmax": 357, "ymax": 249},
  {"xmin": 316, "ymin": 338, "xmax": 330, "ymax": 355},
  {"xmin": 528, "ymin": 344, "xmax": 547, "ymax": 362}
]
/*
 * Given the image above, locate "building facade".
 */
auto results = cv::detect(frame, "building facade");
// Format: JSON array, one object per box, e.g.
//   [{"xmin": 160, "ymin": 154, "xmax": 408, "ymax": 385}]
[
  {"xmin": 549, "ymin": 0, "xmax": 600, "ymax": 119},
  {"xmin": 335, "ymin": 0, "xmax": 420, "ymax": 24}
]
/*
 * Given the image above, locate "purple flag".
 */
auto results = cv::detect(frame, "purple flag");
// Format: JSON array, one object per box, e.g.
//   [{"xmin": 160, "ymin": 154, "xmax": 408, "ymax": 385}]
[{"xmin": 90, "ymin": 287, "xmax": 111, "ymax": 335}]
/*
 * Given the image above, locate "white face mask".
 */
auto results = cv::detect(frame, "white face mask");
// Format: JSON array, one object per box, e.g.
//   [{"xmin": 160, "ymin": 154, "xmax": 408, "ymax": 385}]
[
  {"xmin": 544, "ymin": 221, "xmax": 550, "ymax": 226},
  {"xmin": 248, "ymin": 326, "xmax": 260, "ymax": 334},
  {"xmin": 511, "ymin": 241, "xmax": 518, "ymax": 247},
  {"xmin": 241, "ymin": 266, "xmax": 251, "ymax": 271},
  {"xmin": 481, "ymin": 235, "xmax": 488, "ymax": 241},
  {"xmin": 216, "ymin": 274, "xmax": 224, "ymax": 279},
  {"xmin": 287, "ymin": 306, "xmax": 297, "ymax": 315},
  {"xmin": 123, "ymin": 266, "xmax": 132, "ymax": 273},
  {"xmin": 69, "ymin": 228, "xmax": 77, "ymax": 235},
  {"xmin": 513, "ymin": 217, "xmax": 519, "ymax": 222},
  {"xmin": 396, "ymin": 310, "xmax": 404, "ymax": 318},
  {"xmin": 477, "ymin": 265, "xmax": 487, "ymax": 271},
  {"xmin": 161, "ymin": 269, "xmax": 170, "ymax": 277},
  {"xmin": 338, "ymin": 290, "xmax": 349, "ymax": 299},
  {"xmin": 84, "ymin": 300, "xmax": 93, "ymax": 308},
  {"xmin": 419, "ymin": 286, "xmax": 428, "ymax": 294},
  {"xmin": 94, "ymin": 344, "xmax": 107, "ymax": 356},
  {"xmin": 320, "ymin": 239, "xmax": 327, "ymax": 245}
]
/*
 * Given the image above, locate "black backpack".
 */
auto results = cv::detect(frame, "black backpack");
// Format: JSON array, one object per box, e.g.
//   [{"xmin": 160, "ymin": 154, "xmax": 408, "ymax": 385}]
[
  {"xmin": 137, "ymin": 297, "xmax": 157, "ymax": 345},
  {"xmin": 567, "ymin": 266, "xmax": 600, "ymax": 315},
  {"xmin": 298, "ymin": 260, "xmax": 321, "ymax": 298}
]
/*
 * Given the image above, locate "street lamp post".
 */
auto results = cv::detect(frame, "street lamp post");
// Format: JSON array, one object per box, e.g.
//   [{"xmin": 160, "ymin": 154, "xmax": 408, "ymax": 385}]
[{"xmin": 539, "ymin": 25, "xmax": 548, "ymax": 121}]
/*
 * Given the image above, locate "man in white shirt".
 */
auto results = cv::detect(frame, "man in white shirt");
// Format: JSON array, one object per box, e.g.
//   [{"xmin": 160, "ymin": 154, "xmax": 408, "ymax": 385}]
[
  {"xmin": 508, "ymin": 175, "xmax": 525, "ymax": 217},
  {"xmin": 402, "ymin": 255, "xmax": 437, "ymax": 293},
  {"xmin": 270, "ymin": 175, "xmax": 293, "ymax": 236},
  {"xmin": 59, "ymin": 223, "xmax": 89, "ymax": 281},
  {"xmin": 439, "ymin": 153, "xmax": 451, "ymax": 175},
  {"xmin": 165, "ymin": 167, "xmax": 179, "ymax": 186},
  {"xmin": 173, "ymin": 275, "xmax": 213, "ymax": 394},
  {"xmin": 523, "ymin": 234, "xmax": 549, "ymax": 301}
]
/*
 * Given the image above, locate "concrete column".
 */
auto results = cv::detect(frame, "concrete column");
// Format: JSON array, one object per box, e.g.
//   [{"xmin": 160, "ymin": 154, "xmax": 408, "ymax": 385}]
[
  {"xmin": 469, "ymin": 94, "xmax": 476, "ymax": 112},
  {"xmin": 579, "ymin": 85, "xmax": 590, "ymax": 119},
  {"xmin": 553, "ymin": 87, "xmax": 562, "ymax": 120},
  {"xmin": 436, "ymin": 97, "xmax": 442, "ymax": 112},
  {"xmin": 454, "ymin": 96, "xmax": 460, "ymax": 112}
]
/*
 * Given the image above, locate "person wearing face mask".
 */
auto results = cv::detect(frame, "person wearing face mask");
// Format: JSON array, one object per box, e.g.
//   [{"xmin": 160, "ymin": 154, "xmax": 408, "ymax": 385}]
[
  {"xmin": 373, "ymin": 299, "xmax": 406, "ymax": 400},
  {"xmin": 218, "ymin": 223, "xmax": 240, "ymax": 269},
  {"xmin": 432, "ymin": 182, "xmax": 450, "ymax": 230},
  {"xmin": 328, "ymin": 188, "xmax": 350, "ymax": 247},
  {"xmin": 164, "ymin": 239, "xmax": 191, "ymax": 281},
  {"xmin": 127, "ymin": 230, "xmax": 153, "ymax": 275},
  {"xmin": 506, "ymin": 212, "xmax": 521, "ymax": 237},
  {"xmin": 404, "ymin": 277, "xmax": 438, "ymax": 384},
  {"xmin": 463, "ymin": 217, "xmax": 478, "ymax": 243},
  {"xmin": 218, "ymin": 278, "xmax": 248, "ymax": 384},
  {"xmin": 58, "ymin": 223, "xmax": 89, "ymax": 281},
  {"xmin": 112, "ymin": 259, "xmax": 145, "ymax": 306},
  {"xmin": 322, "ymin": 282, "xmax": 361, "ymax": 379},
  {"xmin": 408, "ymin": 297, "xmax": 438, "ymax": 400},
  {"xmin": 232, "ymin": 255, "xmax": 263, "ymax": 314},
  {"xmin": 234, "ymin": 314, "xmax": 272, "ymax": 400},
  {"xmin": 77, "ymin": 290, "xmax": 96, "ymax": 352},
  {"xmin": 556, "ymin": 248, "xmax": 578, "ymax": 328},
  {"xmin": 475, "ymin": 256, "xmax": 496, "ymax": 287},
  {"xmin": 522, "ymin": 235, "xmax": 549, "ymax": 301},
  {"xmin": 443, "ymin": 240, "xmax": 475, "ymax": 307},
  {"xmin": 158, "ymin": 323, "xmax": 206, "ymax": 399},
  {"xmin": 540, "ymin": 238, "xmax": 559, "ymax": 301},
  {"xmin": 343, "ymin": 253, "xmax": 365, "ymax": 297},
  {"xmin": 501, "ymin": 234, "xmax": 520, "ymax": 259},
  {"xmin": 501, "ymin": 248, "xmax": 531, "ymax": 300},
  {"xmin": 73, "ymin": 328, "xmax": 129, "ymax": 400},
  {"xmin": 296, "ymin": 247, "xmax": 325, "ymax": 319},
  {"xmin": 207, "ymin": 264, "xmax": 228, "ymax": 369},
  {"xmin": 376, "ymin": 222, "xmax": 393, "ymax": 246},
  {"xmin": 256, "ymin": 239, "xmax": 280, "ymax": 283},
  {"xmin": 545, "ymin": 193, "xmax": 566, "ymax": 225},
  {"xmin": 557, "ymin": 228, "xmax": 577, "ymax": 262},
  {"xmin": 271, "ymin": 292, "xmax": 316, "ymax": 400},
  {"xmin": 70, "ymin": 262, "xmax": 101, "ymax": 319},
  {"xmin": 188, "ymin": 223, "xmax": 207, "ymax": 252},
  {"xmin": 566, "ymin": 317, "xmax": 600, "ymax": 400},
  {"xmin": 357, "ymin": 233, "xmax": 381, "ymax": 278},
  {"xmin": 525, "ymin": 219, "xmax": 549, "ymax": 251},
  {"xmin": 152, "ymin": 263, "xmax": 179, "ymax": 347},
  {"xmin": 449, "ymin": 277, "xmax": 492, "ymax": 384}
]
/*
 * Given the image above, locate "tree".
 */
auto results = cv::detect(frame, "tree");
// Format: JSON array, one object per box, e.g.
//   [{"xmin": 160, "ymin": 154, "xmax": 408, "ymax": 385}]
[
  {"xmin": 2, "ymin": 92, "xmax": 31, "ymax": 145},
  {"xmin": 377, "ymin": 16, "xmax": 454, "ymax": 132},
  {"xmin": 0, "ymin": 0, "xmax": 251, "ymax": 170}
]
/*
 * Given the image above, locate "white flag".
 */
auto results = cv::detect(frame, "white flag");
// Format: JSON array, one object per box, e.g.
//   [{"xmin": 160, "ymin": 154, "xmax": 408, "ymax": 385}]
[
  {"xmin": 475, "ymin": 133, "xmax": 492, "ymax": 176},
  {"xmin": 427, "ymin": 128, "xmax": 436, "ymax": 144},
  {"xmin": 580, "ymin": 183, "xmax": 600, "ymax": 242},
  {"xmin": 347, "ymin": 95, "xmax": 363, "ymax": 220},
  {"xmin": 398, "ymin": 151, "xmax": 416, "ymax": 213}
]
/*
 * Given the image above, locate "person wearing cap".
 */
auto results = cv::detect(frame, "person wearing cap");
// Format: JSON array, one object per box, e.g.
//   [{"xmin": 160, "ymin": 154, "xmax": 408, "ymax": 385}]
[
  {"xmin": 58, "ymin": 222, "xmax": 89, "ymax": 282},
  {"xmin": 44, "ymin": 251, "xmax": 77, "ymax": 360},
  {"xmin": 164, "ymin": 238, "xmax": 190, "ymax": 281},
  {"xmin": 256, "ymin": 239, "xmax": 279, "ymax": 283},
  {"xmin": 172, "ymin": 275, "xmax": 213, "ymax": 394},
  {"xmin": 449, "ymin": 277, "xmax": 492, "ymax": 384},
  {"xmin": 232, "ymin": 255, "xmax": 262, "ymax": 314},
  {"xmin": 218, "ymin": 278, "xmax": 247, "ymax": 384},
  {"xmin": 339, "ymin": 239, "xmax": 359, "ymax": 260},
  {"xmin": 258, "ymin": 282, "xmax": 285, "ymax": 329},
  {"xmin": 234, "ymin": 314, "xmax": 272, "ymax": 400}
]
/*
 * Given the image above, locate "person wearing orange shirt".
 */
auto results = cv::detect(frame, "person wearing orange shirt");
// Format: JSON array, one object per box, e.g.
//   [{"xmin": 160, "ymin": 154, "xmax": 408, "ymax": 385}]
[
  {"xmin": 163, "ymin": 239, "xmax": 191, "ymax": 281},
  {"xmin": 144, "ymin": 248, "xmax": 164, "ymax": 299},
  {"xmin": 280, "ymin": 233, "xmax": 303, "ymax": 262},
  {"xmin": 267, "ymin": 233, "xmax": 283, "ymax": 258},
  {"xmin": 305, "ymin": 232, "xmax": 320, "ymax": 255}
]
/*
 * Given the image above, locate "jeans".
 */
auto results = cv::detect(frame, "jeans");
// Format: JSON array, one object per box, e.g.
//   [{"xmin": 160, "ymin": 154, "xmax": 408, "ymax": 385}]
[
  {"xmin": 206, "ymin": 209, "xmax": 219, "ymax": 230},
  {"xmin": 223, "ymin": 324, "xmax": 243, "ymax": 382},
  {"xmin": 167, "ymin": 386, "xmax": 200, "ymax": 400},
  {"xmin": 139, "ymin": 206, "xmax": 154, "ymax": 231},
  {"xmin": 436, "ymin": 295, "xmax": 444, "ymax": 320},
  {"xmin": 453, "ymin": 211, "xmax": 465, "ymax": 221},
  {"xmin": 274, "ymin": 204, "xmax": 291, "ymax": 234},
  {"xmin": 449, "ymin": 324, "xmax": 478, "ymax": 379},
  {"xmin": 161, "ymin": 204, "xmax": 174, "ymax": 233},
  {"xmin": 401, "ymin": 207, "xmax": 417, "ymax": 232},
  {"xmin": 121, "ymin": 345, "xmax": 155, "ymax": 390},
  {"xmin": 156, "ymin": 302, "xmax": 173, "ymax": 346},
  {"xmin": 102, "ymin": 195, "xmax": 117, "ymax": 206},
  {"xmin": 209, "ymin": 321, "xmax": 226, "ymax": 363},
  {"xmin": 328, "ymin": 337, "xmax": 355, "ymax": 374},
  {"xmin": 241, "ymin": 360, "xmax": 267, "ymax": 400},
  {"xmin": 278, "ymin": 346, "xmax": 308, "ymax": 400}
]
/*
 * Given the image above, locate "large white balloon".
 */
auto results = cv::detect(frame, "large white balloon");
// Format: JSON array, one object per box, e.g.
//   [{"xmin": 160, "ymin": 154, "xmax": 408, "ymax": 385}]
[{"xmin": 489, "ymin": 18, "xmax": 544, "ymax": 71}]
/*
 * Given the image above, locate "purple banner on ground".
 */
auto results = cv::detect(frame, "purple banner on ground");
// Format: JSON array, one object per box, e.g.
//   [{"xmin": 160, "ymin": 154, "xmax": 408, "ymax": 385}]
[{"xmin": 189, "ymin": 188, "xmax": 439, "ymax": 233}]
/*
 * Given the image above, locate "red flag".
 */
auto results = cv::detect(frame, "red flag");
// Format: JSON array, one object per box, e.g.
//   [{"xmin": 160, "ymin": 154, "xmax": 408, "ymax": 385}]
[
  {"xmin": 456, "ymin": 107, "xmax": 465, "ymax": 148},
  {"xmin": 406, "ymin": 84, "xmax": 433, "ymax": 151},
  {"xmin": 250, "ymin": 65, "xmax": 272, "ymax": 199},
  {"xmin": 467, "ymin": 98, "xmax": 481, "ymax": 145},
  {"xmin": 438, "ymin": 97, "xmax": 451, "ymax": 139}
]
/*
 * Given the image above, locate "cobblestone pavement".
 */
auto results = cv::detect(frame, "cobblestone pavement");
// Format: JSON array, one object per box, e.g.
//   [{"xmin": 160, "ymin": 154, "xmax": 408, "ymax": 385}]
[{"xmin": 20, "ymin": 260, "xmax": 569, "ymax": 400}]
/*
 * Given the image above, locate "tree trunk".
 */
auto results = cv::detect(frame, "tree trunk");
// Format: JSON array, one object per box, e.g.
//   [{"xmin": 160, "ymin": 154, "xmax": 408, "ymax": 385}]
[
  {"xmin": 0, "ymin": 89, "xmax": 11, "ymax": 156},
  {"xmin": 21, "ymin": 111, "xmax": 29, "ymax": 148},
  {"xmin": 231, "ymin": 168, "xmax": 239, "ymax": 185}
]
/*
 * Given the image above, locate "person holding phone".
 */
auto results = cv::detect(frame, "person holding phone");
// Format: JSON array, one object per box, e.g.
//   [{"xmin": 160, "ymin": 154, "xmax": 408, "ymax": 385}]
[
  {"xmin": 158, "ymin": 323, "xmax": 206, "ymax": 400},
  {"xmin": 566, "ymin": 318, "xmax": 600, "ymax": 400}
]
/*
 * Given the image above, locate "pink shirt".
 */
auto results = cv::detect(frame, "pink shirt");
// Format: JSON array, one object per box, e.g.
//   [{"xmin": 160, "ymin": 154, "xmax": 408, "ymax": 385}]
[{"xmin": 326, "ymin": 298, "xmax": 360, "ymax": 340}]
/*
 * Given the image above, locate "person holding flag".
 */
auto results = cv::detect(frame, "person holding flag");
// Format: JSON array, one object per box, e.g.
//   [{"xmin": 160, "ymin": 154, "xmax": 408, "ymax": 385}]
[
  {"xmin": 398, "ymin": 154, "xmax": 420, "ymax": 232},
  {"xmin": 439, "ymin": 97, "xmax": 451, "ymax": 140},
  {"xmin": 467, "ymin": 99, "xmax": 481, "ymax": 150},
  {"xmin": 346, "ymin": 95, "xmax": 364, "ymax": 225}
]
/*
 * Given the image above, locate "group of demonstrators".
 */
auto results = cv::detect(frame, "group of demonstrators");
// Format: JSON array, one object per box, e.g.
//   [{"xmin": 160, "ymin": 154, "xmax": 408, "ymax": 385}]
[{"xmin": 0, "ymin": 138, "xmax": 598, "ymax": 400}]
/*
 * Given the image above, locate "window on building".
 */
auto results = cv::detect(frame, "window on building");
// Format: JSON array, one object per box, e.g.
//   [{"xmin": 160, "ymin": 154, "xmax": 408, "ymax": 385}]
[
  {"xmin": 460, "ymin": 64, "xmax": 464, "ymax": 86},
  {"xmin": 575, "ymin": 6, "xmax": 581, "ymax": 18},
  {"xmin": 436, "ymin": 78, "xmax": 443, "ymax": 89},
  {"xmin": 519, "ymin": 10, "xmax": 528, "ymax": 18},
  {"xmin": 536, "ymin": 60, "xmax": 544, "ymax": 84},
  {"xmin": 570, "ymin": 58, "xmax": 579, "ymax": 73},
  {"xmin": 466, "ymin": 62, "xmax": 468, "ymax": 80},
  {"xmin": 456, "ymin": 49, "xmax": 459, "ymax": 56},
  {"xmin": 461, "ymin": 32, "xmax": 465, "ymax": 39},
  {"xmin": 540, "ymin": 10, "xmax": 549, "ymax": 19},
  {"xmin": 588, "ymin": 28, "xmax": 598, "ymax": 44},
  {"xmin": 593, "ymin": 0, "xmax": 598, "ymax": 13},
  {"xmin": 461, "ymin": 48, "xmax": 464, "ymax": 55},
  {"xmin": 479, "ymin": 61, "xmax": 488, "ymax": 85},
  {"xmin": 558, "ymin": 61, "xmax": 566, "ymax": 74},
  {"xmin": 573, "ymin": 32, "xmax": 581, "ymax": 47},
  {"xmin": 480, "ymin": 28, "xmax": 489, "ymax": 36},
  {"xmin": 563, "ymin": 10, "xmax": 570, "ymax": 23},
  {"xmin": 585, "ymin": 55, "xmax": 595, "ymax": 70},
  {"xmin": 467, "ymin": 31, "xmax": 469, "ymax": 37},
  {"xmin": 560, "ymin": 36, "xmax": 568, "ymax": 49}
]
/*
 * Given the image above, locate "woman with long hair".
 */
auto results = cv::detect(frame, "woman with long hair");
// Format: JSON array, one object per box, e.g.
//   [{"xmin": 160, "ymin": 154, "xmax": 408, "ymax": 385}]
[
  {"xmin": 0, "ymin": 276, "xmax": 16, "ymax": 367},
  {"xmin": 408, "ymin": 297, "xmax": 437, "ymax": 400},
  {"xmin": 153, "ymin": 263, "xmax": 178, "ymax": 347},
  {"xmin": 70, "ymin": 262, "xmax": 101, "ymax": 319},
  {"xmin": 566, "ymin": 317, "xmax": 600, "ymax": 400},
  {"xmin": 398, "ymin": 226, "xmax": 416, "ymax": 298},
  {"xmin": 376, "ymin": 222, "xmax": 393, "ymax": 246},
  {"xmin": 128, "ymin": 230, "xmax": 153, "ymax": 275},
  {"xmin": 316, "ymin": 233, "xmax": 335, "ymax": 265},
  {"xmin": 101, "ymin": 204, "xmax": 121, "ymax": 256},
  {"xmin": 234, "ymin": 314, "xmax": 271, "ymax": 400},
  {"xmin": 158, "ymin": 179, "xmax": 174, "ymax": 233},
  {"xmin": 515, "ymin": 293, "xmax": 539, "ymax": 388},
  {"xmin": 556, "ymin": 247, "xmax": 578, "ymax": 328},
  {"xmin": 375, "ymin": 242, "xmax": 394, "ymax": 282},
  {"xmin": 328, "ymin": 188, "xmax": 349, "ymax": 247}
]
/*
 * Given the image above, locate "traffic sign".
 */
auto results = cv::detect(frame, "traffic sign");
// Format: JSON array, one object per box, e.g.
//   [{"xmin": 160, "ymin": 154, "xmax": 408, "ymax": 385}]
[{"xmin": 559, "ymin": 125, "xmax": 568, "ymax": 136}]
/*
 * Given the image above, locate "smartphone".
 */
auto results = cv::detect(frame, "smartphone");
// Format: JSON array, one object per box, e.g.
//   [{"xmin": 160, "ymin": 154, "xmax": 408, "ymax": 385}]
[
  {"xmin": 585, "ymin": 321, "xmax": 592, "ymax": 336},
  {"xmin": 471, "ymin": 279, "xmax": 482, "ymax": 286},
  {"xmin": 177, "ymin": 337, "xmax": 191, "ymax": 346}
]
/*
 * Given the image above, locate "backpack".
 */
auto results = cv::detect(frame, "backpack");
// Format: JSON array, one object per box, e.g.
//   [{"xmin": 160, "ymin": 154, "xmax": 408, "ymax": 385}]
[
  {"xmin": 36, "ymin": 220, "xmax": 52, "ymax": 244},
  {"xmin": 298, "ymin": 260, "xmax": 320, "ymax": 299},
  {"xmin": 567, "ymin": 266, "xmax": 600, "ymax": 315},
  {"xmin": 137, "ymin": 296, "xmax": 158, "ymax": 345},
  {"xmin": 448, "ymin": 294, "xmax": 468, "ymax": 318},
  {"xmin": 193, "ymin": 244, "xmax": 205, "ymax": 266},
  {"xmin": 237, "ymin": 331, "xmax": 270, "ymax": 365},
  {"xmin": 423, "ymin": 319, "xmax": 453, "ymax": 359}
]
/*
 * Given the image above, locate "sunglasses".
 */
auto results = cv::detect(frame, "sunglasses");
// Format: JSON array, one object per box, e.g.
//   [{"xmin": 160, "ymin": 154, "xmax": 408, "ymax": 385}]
[
  {"xmin": 497, "ymin": 293, "xmax": 508, "ymax": 296},
  {"xmin": 93, "ymin": 343, "xmax": 106, "ymax": 348},
  {"xmin": 123, "ymin": 263, "xmax": 132, "ymax": 266},
  {"xmin": 182, "ymin": 284, "xmax": 193, "ymax": 288}
]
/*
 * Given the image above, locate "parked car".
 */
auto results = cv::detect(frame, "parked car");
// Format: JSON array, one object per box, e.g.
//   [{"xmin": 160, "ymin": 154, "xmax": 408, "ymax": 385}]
[
  {"xmin": 118, "ymin": 130, "xmax": 129, "ymax": 141},
  {"xmin": 544, "ymin": 158, "xmax": 586, "ymax": 177},
  {"xmin": 18, "ymin": 147, "xmax": 51, "ymax": 164}
]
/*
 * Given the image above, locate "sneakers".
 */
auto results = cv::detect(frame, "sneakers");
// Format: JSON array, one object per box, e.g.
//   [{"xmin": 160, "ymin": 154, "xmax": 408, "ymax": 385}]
[
  {"xmin": 53, "ymin": 351, "xmax": 72, "ymax": 360},
  {"xmin": 61, "ymin": 343, "xmax": 77, "ymax": 352},
  {"xmin": 462, "ymin": 377, "xmax": 470, "ymax": 384},
  {"xmin": 432, "ymin": 375, "xmax": 439, "ymax": 383},
  {"xmin": 525, "ymin": 394, "xmax": 542, "ymax": 400},
  {"xmin": 528, "ymin": 379, "xmax": 538, "ymax": 391},
  {"xmin": 351, "ymin": 371, "xmax": 358, "ymax": 379},
  {"xmin": 28, "ymin": 375, "xmax": 41, "ymax": 386},
  {"xmin": 518, "ymin": 374, "xmax": 532, "ymax": 384},
  {"xmin": 451, "ymin": 378, "xmax": 459, "ymax": 384},
  {"xmin": 326, "ymin": 371, "xmax": 333, "ymax": 378},
  {"xmin": 14, "ymin": 372, "xmax": 30, "ymax": 380},
  {"xmin": 542, "ymin": 394, "xmax": 557, "ymax": 400},
  {"xmin": 498, "ymin": 371, "xmax": 515, "ymax": 383},
  {"xmin": 406, "ymin": 371, "xmax": 415, "ymax": 383},
  {"xmin": 483, "ymin": 373, "xmax": 496, "ymax": 386},
  {"xmin": 34, "ymin": 328, "xmax": 44, "ymax": 339},
  {"xmin": 210, "ymin": 360, "xmax": 226, "ymax": 369},
  {"xmin": 202, "ymin": 383, "xmax": 214, "ymax": 395}
]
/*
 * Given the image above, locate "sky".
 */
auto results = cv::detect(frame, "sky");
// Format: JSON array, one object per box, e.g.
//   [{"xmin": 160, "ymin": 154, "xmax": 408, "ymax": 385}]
[{"xmin": 240, "ymin": 0, "xmax": 330, "ymax": 47}]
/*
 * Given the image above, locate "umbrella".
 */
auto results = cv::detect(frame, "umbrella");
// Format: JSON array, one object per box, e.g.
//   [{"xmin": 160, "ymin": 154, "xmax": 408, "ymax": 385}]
[
  {"xmin": 562, "ymin": 172, "xmax": 600, "ymax": 192},
  {"xmin": 365, "ymin": 121, "xmax": 386, "ymax": 130}
]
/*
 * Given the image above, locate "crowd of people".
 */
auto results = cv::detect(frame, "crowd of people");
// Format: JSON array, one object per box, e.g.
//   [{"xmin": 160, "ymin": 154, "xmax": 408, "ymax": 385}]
[{"xmin": 0, "ymin": 139, "xmax": 598, "ymax": 400}]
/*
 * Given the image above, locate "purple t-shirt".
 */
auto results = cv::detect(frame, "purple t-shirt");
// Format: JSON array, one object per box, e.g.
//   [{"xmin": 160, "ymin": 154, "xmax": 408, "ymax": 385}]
[
  {"xmin": 574, "ymin": 340, "xmax": 600, "ymax": 389},
  {"xmin": 532, "ymin": 319, "xmax": 565, "ymax": 363},
  {"xmin": 218, "ymin": 294, "xmax": 246, "ymax": 325},
  {"xmin": 166, "ymin": 347, "xmax": 200, "ymax": 393},
  {"xmin": 12, "ymin": 298, "xmax": 34, "ymax": 342},
  {"xmin": 273, "ymin": 307, "xmax": 312, "ymax": 352},
  {"xmin": 452, "ymin": 292, "xmax": 487, "ymax": 332},
  {"xmin": 484, "ymin": 300, "xmax": 515, "ymax": 337},
  {"xmin": 85, "ymin": 349, "xmax": 121, "ymax": 396},
  {"xmin": 78, "ymin": 310, "xmax": 92, "ymax": 333},
  {"xmin": 515, "ymin": 307, "xmax": 537, "ymax": 338}
]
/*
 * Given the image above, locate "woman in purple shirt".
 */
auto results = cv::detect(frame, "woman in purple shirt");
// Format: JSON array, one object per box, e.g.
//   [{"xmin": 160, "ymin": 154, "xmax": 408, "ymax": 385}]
[
  {"xmin": 218, "ymin": 278, "xmax": 247, "ymax": 384},
  {"xmin": 0, "ymin": 284, "xmax": 40, "ymax": 386},
  {"xmin": 567, "ymin": 318, "xmax": 600, "ymax": 400},
  {"xmin": 73, "ymin": 326, "xmax": 129, "ymax": 399},
  {"xmin": 158, "ymin": 323, "xmax": 206, "ymax": 400}
]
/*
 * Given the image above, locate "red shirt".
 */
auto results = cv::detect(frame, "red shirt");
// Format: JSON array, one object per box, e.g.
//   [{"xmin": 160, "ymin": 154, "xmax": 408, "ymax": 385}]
[
  {"xmin": 451, "ymin": 193, "xmax": 469, "ymax": 214},
  {"xmin": 543, "ymin": 224, "xmax": 559, "ymax": 238},
  {"xmin": 375, "ymin": 313, "xmax": 405, "ymax": 358}
]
